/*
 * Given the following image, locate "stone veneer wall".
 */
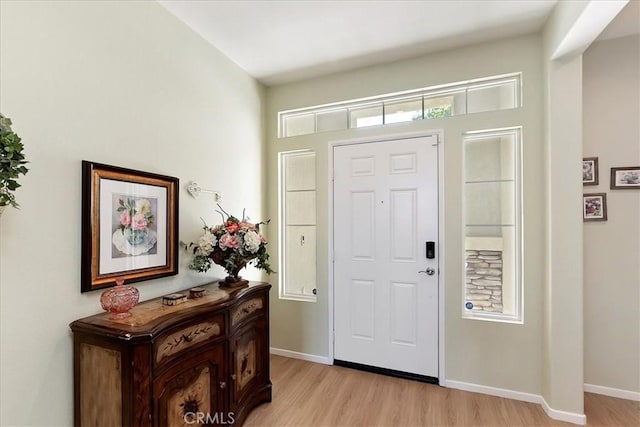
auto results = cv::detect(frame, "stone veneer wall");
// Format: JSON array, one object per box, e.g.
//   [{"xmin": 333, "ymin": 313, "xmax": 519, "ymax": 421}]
[{"xmin": 465, "ymin": 250, "xmax": 503, "ymax": 312}]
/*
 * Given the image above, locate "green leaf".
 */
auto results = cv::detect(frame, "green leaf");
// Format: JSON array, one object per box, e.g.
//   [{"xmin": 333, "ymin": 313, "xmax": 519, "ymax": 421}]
[{"xmin": 0, "ymin": 114, "xmax": 28, "ymax": 209}]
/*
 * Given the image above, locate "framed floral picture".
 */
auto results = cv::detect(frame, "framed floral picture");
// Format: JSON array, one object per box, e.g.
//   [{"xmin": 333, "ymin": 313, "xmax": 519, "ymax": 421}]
[
  {"xmin": 610, "ymin": 166, "xmax": 640, "ymax": 189},
  {"xmin": 583, "ymin": 193, "xmax": 607, "ymax": 222},
  {"xmin": 582, "ymin": 157, "xmax": 598, "ymax": 186},
  {"xmin": 81, "ymin": 161, "xmax": 179, "ymax": 292}
]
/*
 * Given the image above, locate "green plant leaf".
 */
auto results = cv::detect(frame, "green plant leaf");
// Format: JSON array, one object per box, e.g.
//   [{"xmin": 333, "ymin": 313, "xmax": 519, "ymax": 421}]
[{"xmin": 0, "ymin": 114, "xmax": 28, "ymax": 209}]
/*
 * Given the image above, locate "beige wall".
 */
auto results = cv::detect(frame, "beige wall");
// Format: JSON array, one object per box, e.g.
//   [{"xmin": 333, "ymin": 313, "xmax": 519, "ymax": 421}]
[
  {"xmin": 583, "ymin": 34, "xmax": 640, "ymax": 393},
  {"xmin": 0, "ymin": 1, "xmax": 265, "ymax": 425},
  {"xmin": 266, "ymin": 35, "xmax": 546, "ymax": 394},
  {"xmin": 539, "ymin": 0, "xmax": 599, "ymax": 415},
  {"xmin": 543, "ymin": 53, "xmax": 585, "ymax": 415}
]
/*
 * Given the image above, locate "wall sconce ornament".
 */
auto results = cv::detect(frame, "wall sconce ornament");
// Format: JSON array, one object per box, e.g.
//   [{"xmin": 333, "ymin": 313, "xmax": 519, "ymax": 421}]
[{"xmin": 186, "ymin": 181, "xmax": 222, "ymax": 203}]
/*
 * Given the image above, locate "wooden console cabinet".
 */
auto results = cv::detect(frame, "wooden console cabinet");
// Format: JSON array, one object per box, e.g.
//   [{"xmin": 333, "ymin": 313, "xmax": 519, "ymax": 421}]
[{"xmin": 70, "ymin": 282, "xmax": 271, "ymax": 426}]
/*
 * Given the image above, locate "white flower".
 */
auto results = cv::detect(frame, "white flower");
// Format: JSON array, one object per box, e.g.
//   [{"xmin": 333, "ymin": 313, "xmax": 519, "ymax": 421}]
[
  {"xmin": 135, "ymin": 198, "xmax": 152, "ymax": 216},
  {"xmin": 195, "ymin": 232, "xmax": 217, "ymax": 256},
  {"xmin": 243, "ymin": 230, "xmax": 261, "ymax": 254}
]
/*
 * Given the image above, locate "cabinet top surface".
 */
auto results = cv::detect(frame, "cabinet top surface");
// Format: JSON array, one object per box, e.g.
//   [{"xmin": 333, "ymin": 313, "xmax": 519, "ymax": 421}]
[{"xmin": 70, "ymin": 281, "xmax": 270, "ymax": 339}]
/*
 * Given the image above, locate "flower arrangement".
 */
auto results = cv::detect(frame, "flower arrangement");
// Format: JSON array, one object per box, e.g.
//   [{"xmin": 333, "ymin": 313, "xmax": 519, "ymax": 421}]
[
  {"xmin": 183, "ymin": 206, "xmax": 274, "ymax": 283},
  {"xmin": 116, "ymin": 197, "xmax": 155, "ymax": 246}
]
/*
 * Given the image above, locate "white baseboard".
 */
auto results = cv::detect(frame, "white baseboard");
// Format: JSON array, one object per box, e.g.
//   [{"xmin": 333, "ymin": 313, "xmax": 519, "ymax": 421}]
[
  {"xmin": 270, "ymin": 347, "xmax": 332, "ymax": 365},
  {"xmin": 540, "ymin": 398, "xmax": 587, "ymax": 425},
  {"xmin": 444, "ymin": 380, "xmax": 541, "ymax": 403},
  {"xmin": 444, "ymin": 380, "xmax": 587, "ymax": 425},
  {"xmin": 584, "ymin": 383, "xmax": 640, "ymax": 401}
]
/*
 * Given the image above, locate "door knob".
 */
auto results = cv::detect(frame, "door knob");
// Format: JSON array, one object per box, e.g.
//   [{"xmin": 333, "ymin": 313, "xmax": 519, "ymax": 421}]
[{"xmin": 419, "ymin": 268, "xmax": 436, "ymax": 276}]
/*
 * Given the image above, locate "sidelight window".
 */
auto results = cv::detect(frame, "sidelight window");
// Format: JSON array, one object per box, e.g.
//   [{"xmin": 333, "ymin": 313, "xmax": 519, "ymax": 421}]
[
  {"xmin": 462, "ymin": 127, "xmax": 522, "ymax": 323},
  {"xmin": 278, "ymin": 151, "xmax": 317, "ymax": 301}
]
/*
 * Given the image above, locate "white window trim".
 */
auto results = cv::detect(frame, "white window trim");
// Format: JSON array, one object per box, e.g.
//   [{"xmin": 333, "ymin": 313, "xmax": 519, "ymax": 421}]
[
  {"xmin": 278, "ymin": 150, "xmax": 317, "ymax": 302},
  {"xmin": 461, "ymin": 126, "xmax": 524, "ymax": 324},
  {"xmin": 278, "ymin": 73, "xmax": 522, "ymax": 138}
]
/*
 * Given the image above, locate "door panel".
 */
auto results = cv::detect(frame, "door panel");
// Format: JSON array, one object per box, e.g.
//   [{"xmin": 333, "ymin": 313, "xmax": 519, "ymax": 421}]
[
  {"xmin": 390, "ymin": 281, "xmax": 417, "ymax": 345},
  {"xmin": 230, "ymin": 318, "xmax": 267, "ymax": 412},
  {"xmin": 351, "ymin": 191, "xmax": 376, "ymax": 260},
  {"xmin": 390, "ymin": 189, "xmax": 417, "ymax": 262},
  {"xmin": 154, "ymin": 347, "xmax": 224, "ymax": 427},
  {"xmin": 351, "ymin": 279, "xmax": 375, "ymax": 340},
  {"xmin": 334, "ymin": 135, "xmax": 439, "ymax": 377}
]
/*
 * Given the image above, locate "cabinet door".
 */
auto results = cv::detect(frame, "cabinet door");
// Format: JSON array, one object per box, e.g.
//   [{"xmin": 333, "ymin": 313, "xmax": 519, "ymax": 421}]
[
  {"xmin": 230, "ymin": 317, "xmax": 268, "ymax": 411},
  {"xmin": 153, "ymin": 345, "xmax": 228, "ymax": 427}
]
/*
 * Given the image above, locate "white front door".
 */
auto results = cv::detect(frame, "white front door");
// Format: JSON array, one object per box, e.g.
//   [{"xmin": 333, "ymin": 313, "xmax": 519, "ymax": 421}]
[{"xmin": 333, "ymin": 135, "xmax": 439, "ymax": 378}]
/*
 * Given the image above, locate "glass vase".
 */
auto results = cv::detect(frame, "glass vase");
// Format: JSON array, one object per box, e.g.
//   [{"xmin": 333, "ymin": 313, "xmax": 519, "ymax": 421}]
[{"xmin": 100, "ymin": 278, "xmax": 139, "ymax": 319}]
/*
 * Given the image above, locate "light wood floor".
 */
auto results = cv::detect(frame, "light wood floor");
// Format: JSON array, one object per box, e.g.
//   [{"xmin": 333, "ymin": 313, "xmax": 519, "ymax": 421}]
[{"xmin": 244, "ymin": 355, "xmax": 639, "ymax": 427}]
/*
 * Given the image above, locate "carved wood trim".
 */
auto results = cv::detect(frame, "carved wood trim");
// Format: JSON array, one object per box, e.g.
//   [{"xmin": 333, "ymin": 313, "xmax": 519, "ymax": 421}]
[
  {"xmin": 231, "ymin": 298, "xmax": 263, "ymax": 326},
  {"xmin": 155, "ymin": 321, "xmax": 221, "ymax": 364},
  {"xmin": 165, "ymin": 364, "xmax": 212, "ymax": 427}
]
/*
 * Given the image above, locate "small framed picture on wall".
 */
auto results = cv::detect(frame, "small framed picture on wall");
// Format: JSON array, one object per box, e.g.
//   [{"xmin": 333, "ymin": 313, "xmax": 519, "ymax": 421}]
[
  {"xmin": 583, "ymin": 193, "xmax": 607, "ymax": 222},
  {"xmin": 582, "ymin": 157, "xmax": 598, "ymax": 186},
  {"xmin": 610, "ymin": 166, "xmax": 640, "ymax": 189}
]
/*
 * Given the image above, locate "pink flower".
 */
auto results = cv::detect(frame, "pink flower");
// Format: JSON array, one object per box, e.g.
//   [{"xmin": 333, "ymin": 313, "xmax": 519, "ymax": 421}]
[
  {"xmin": 239, "ymin": 221, "xmax": 256, "ymax": 231},
  {"xmin": 219, "ymin": 233, "xmax": 239, "ymax": 250},
  {"xmin": 260, "ymin": 234, "xmax": 267, "ymax": 244},
  {"xmin": 131, "ymin": 213, "xmax": 148, "ymax": 231},
  {"xmin": 225, "ymin": 221, "xmax": 240, "ymax": 233},
  {"xmin": 120, "ymin": 210, "xmax": 131, "ymax": 227}
]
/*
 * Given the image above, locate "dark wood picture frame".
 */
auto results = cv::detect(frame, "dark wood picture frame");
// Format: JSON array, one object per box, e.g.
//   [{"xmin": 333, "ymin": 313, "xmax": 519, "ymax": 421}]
[
  {"xmin": 81, "ymin": 161, "xmax": 179, "ymax": 292},
  {"xmin": 583, "ymin": 193, "xmax": 607, "ymax": 222},
  {"xmin": 610, "ymin": 166, "xmax": 640, "ymax": 190},
  {"xmin": 582, "ymin": 157, "xmax": 598, "ymax": 186}
]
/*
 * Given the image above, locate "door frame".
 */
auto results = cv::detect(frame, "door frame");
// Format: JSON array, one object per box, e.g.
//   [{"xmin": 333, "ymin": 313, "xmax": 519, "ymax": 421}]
[{"xmin": 327, "ymin": 129, "xmax": 446, "ymax": 382}]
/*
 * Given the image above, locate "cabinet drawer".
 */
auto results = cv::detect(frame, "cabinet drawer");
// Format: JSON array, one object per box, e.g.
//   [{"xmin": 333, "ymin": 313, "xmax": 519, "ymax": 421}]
[
  {"xmin": 231, "ymin": 296, "xmax": 265, "ymax": 327},
  {"xmin": 154, "ymin": 315, "xmax": 224, "ymax": 366}
]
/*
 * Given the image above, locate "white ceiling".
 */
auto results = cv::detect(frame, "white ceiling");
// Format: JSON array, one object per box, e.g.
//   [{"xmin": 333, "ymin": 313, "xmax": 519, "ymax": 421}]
[
  {"xmin": 596, "ymin": 0, "xmax": 639, "ymax": 42},
  {"xmin": 158, "ymin": 0, "xmax": 638, "ymax": 86}
]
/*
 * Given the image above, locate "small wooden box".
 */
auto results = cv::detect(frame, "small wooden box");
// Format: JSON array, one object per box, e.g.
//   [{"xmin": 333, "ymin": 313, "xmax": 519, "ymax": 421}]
[
  {"xmin": 162, "ymin": 293, "xmax": 187, "ymax": 306},
  {"xmin": 189, "ymin": 287, "xmax": 206, "ymax": 298}
]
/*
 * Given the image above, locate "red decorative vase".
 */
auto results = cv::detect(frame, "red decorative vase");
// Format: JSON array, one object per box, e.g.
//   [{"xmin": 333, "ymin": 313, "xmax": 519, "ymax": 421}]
[{"xmin": 100, "ymin": 278, "xmax": 139, "ymax": 319}]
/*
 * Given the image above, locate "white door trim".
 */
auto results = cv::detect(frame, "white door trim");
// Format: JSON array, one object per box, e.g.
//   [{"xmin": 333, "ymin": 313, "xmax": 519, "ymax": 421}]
[{"xmin": 327, "ymin": 129, "xmax": 446, "ymax": 383}]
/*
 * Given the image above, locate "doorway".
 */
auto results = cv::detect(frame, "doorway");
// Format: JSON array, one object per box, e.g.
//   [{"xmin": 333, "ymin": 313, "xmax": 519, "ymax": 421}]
[{"xmin": 332, "ymin": 134, "xmax": 440, "ymax": 380}]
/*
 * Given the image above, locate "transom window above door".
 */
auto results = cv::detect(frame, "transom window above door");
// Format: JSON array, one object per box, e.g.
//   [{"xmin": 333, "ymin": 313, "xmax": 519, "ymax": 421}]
[{"xmin": 278, "ymin": 73, "xmax": 521, "ymax": 138}]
